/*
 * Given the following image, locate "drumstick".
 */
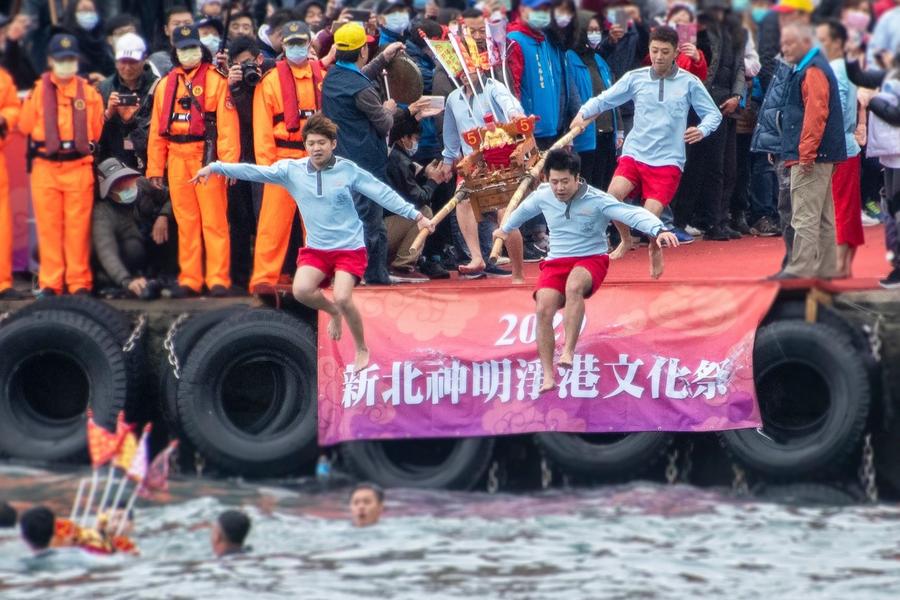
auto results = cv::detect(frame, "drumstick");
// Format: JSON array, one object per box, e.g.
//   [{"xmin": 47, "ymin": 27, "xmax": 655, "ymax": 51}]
[
  {"xmin": 409, "ymin": 187, "xmax": 470, "ymax": 254},
  {"xmin": 488, "ymin": 124, "xmax": 588, "ymax": 262}
]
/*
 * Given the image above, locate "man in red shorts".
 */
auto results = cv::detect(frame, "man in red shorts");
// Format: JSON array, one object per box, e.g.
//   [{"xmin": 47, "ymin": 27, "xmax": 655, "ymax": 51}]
[
  {"xmin": 571, "ymin": 25, "xmax": 721, "ymax": 279},
  {"xmin": 193, "ymin": 114, "xmax": 434, "ymax": 372},
  {"xmin": 494, "ymin": 149, "xmax": 678, "ymax": 392}
]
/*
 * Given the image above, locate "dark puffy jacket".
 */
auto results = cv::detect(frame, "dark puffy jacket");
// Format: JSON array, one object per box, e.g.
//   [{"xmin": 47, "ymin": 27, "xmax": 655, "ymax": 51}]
[{"xmin": 751, "ymin": 59, "xmax": 792, "ymax": 155}]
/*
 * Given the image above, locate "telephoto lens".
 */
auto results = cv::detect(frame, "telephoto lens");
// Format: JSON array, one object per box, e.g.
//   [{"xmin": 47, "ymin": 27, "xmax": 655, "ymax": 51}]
[{"xmin": 241, "ymin": 61, "xmax": 262, "ymax": 86}]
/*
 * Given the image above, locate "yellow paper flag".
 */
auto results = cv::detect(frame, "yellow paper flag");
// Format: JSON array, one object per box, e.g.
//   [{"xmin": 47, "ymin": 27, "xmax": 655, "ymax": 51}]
[{"xmin": 115, "ymin": 431, "xmax": 138, "ymax": 471}]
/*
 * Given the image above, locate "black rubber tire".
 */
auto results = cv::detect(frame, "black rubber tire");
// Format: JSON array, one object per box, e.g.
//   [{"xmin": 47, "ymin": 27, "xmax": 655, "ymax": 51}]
[
  {"xmin": 720, "ymin": 320, "xmax": 870, "ymax": 479},
  {"xmin": 754, "ymin": 483, "xmax": 861, "ymax": 506},
  {"xmin": 158, "ymin": 306, "xmax": 249, "ymax": 433},
  {"xmin": 176, "ymin": 309, "xmax": 318, "ymax": 476},
  {"xmin": 0, "ymin": 310, "xmax": 127, "ymax": 462},
  {"xmin": 5, "ymin": 295, "xmax": 147, "ymax": 422},
  {"xmin": 534, "ymin": 432, "xmax": 674, "ymax": 480},
  {"xmin": 340, "ymin": 437, "xmax": 496, "ymax": 490}
]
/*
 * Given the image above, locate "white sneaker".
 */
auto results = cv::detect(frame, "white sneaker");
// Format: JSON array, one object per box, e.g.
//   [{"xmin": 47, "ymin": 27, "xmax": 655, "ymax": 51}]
[
  {"xmin": 684, "ymin": 224, "xmax": 704, "ymax": 237},
  {"xmin": 861, "ymin": 211, "xmax": 880, "ymax": 227}
]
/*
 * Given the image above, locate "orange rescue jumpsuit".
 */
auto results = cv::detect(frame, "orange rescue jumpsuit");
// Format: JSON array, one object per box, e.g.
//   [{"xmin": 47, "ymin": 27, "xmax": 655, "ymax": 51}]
[
  {"xmin": 0, "ymin": 68, "xmax": 20, "ymax": 293},
  {"xmin": 249, "ymin": 60, "xmax": 321, "ymax": 291},
  {"xmin": 147, "ymin": 64, "xmax": 239, "ymax": 292},
  {"xmin": 18, "ymin": 73, "xmax": 103, "ymax": 294}
]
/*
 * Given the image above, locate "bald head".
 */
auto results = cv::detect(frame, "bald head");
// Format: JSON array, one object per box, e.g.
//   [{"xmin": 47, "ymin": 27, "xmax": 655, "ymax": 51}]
[{"xmin": 781, "ymin": 23, "xmax": 814, "ymax": 65}]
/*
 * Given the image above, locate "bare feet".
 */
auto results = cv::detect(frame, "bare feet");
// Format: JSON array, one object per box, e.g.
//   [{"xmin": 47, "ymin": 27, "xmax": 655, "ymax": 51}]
[
  {"xmin": 512, "ymin": 276, "xmax": 526, "ymax": 285},
  {"xmin": 353, "ymin": 348, "xmax": 370, "ymax": 373},
  {"xmin": 539, "ymin": 376, "xmax": 557, "ymax": 394},
  {"xmin": 327, "ymin": 314, "xmax": 343, "ymax": 340},
  {"xmin": 558, "ymin": 351, "xmax": 574, "ymax": 369},
  {"xmin": 458, "ymin": 259, "xmax": 486, "ymax": 274},
  {"xmin": 649, "ymin": 246, "xmax": 664, "ymax": 280},
  {"xmin": 609, "ymin": 239, "xmax": 633, "ymax": 261}
]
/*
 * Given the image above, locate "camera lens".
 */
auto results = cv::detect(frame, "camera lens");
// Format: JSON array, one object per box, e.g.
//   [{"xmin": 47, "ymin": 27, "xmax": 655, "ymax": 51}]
[
  {"xmin": 179, "ymin": 97, "xmax": 192, "ymax": 109},
  {"xmin": 242, "ymin": 62, "xmax": 262, "ymax": 86}
]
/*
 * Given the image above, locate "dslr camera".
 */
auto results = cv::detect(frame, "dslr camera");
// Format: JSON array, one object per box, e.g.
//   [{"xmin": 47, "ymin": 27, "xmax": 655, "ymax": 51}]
[{"xmin": 241, "ymin": 60, "xmax": 262, "ymax": 86}]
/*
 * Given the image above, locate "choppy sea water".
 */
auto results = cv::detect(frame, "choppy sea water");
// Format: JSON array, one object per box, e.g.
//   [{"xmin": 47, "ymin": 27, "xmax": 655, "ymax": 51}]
[{"xmin": 0, "ymin": 465, "xmax": 899, "ymax": 600}]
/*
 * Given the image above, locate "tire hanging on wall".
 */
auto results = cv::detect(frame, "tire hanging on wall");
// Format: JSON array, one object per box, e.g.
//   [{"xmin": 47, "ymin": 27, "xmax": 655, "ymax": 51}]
[
  {"xmin": 340, "ymin": 437, "xmax": 496, "ymax": 490},
  {"xmin": 176, "ymin": 309, "xmax": 318, "ymax": 477},
  {"xmin": 720, "ymin": 320, "xmax": 870, "ymax": 480},
  {"xmin": 0, "ymin": 310, "xmax": 128, "ymax": 462},
  {"xmin": 158, "ymin": 306, "xmax": 249, "ymax": 435},
  {"xmin": 534, "ymin": 432, "xmax": 674, "ymax": 480},
  {"xmin": 5, "ymin": 295, "xmax": 147, "ymax": 421}
]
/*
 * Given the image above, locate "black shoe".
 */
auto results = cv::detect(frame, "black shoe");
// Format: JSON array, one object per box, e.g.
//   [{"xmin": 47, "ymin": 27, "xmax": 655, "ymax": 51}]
[
  {"xmin": 723, "ymin": 225, "xmax": 743, "ymax": 240},
  {"xmin": 730, "ymin": 215, "xmax": 752, "ymax": 235},
  {"xmin": 170, "ymin": 285, "xmax": 200, "ymax": 299},
  {"xmin": 484, "ymin": 264, "xmax": 512, "ymax": 277},
  {"xmin": 750, "ymin": 216, "xmax": 781, "ymax": 237},
  {"xmin": 703, "ymin": 227, "xmax": 731, "ymax": 241},
  {"xmin": 880, "ymin": 267, "xmax": 900, "ymax": 289},
  {"xmin": 35, "ymin": 288, "xmax": 57, "ymax": 299},
  {"xmin": 420, "ymin": 258, "xmax": 450, "ymax": 280},
  {"xmin": 71, "ymin": 288, "xmax": 91, "ymax": 296},
  {"xmin": 208, "ymin": 285, "xmax": 230, "ymax": 298},
  {"xmin": 523, "ymin": 244, "xmax": 545, "ymax": 262},
  {"xmin": 0, "ymin": 288, "xmax": 25, "ymax": 300}
]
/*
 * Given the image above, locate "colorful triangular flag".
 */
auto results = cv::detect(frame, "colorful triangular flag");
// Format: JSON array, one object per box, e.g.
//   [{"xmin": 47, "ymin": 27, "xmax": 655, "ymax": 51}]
[
  {"xmin": 140, "ymin": 440, "xmax": 178, "ymax": 497},
  {"xmin": 127, "ymin": 424, "xmax": 152, "ymax": 482},
  {"xmin": 86, "ymin": 409, "xmax": 122, "ymax": 468}
]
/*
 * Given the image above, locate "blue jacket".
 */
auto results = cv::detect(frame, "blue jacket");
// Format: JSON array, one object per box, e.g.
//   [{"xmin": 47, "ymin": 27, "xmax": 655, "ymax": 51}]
[
  {"xmin": 406, "ymin": 41, "xmax": 440, "ymax": 155},
  {"xmin": 781, "ymin": 49, "xmax": 847, "ymax": 163},
  {"xmin": 322, "ymin": 63, "xmax": 388, "ymax": 180},
  {"xmin": 566, "ymin": 50, "xmax": 616, "ymax": 153},
  {"xmin": 509, "ymin": 29, "xmax": 564, "ymax": 139},
  {"xmin": 751, "ymin": 59, "xmax": 792, "ymax": 155}
]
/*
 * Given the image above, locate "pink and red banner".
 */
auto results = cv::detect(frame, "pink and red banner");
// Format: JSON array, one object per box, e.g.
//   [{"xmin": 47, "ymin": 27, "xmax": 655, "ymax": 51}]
[{"xmin": 317, "ymin": 282, "xmax": 778, "ymax": 446}]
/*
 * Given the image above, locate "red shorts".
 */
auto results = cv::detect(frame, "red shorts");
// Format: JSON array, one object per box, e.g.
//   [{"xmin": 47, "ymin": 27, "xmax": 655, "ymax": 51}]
[
  {"xmin": 613, "ymin": 156, "xmax": 682, "ymax": 205},
  {"xmin": 297, "ymin": 247, "xmax": 368, "ymax": 288},
  {"xmin": 832, "ymin": 155, "xmax": 865, "ymax": 247},
  {"xmin": 535, "ymin": 254, "xmax": 610, "ymax": 301}
]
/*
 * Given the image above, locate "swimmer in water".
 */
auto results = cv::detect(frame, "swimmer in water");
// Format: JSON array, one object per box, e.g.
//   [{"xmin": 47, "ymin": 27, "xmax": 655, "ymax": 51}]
[
  {"xmin": 211, "ymin": 510, "xmax": 251, "ymax": 557},
  {"xmin": 350, "ymin": 483, "xmax": 384, "ymax": 528},
  {"xmin": 0, "ymin": 501, "xmax": 16, "ymax": 528}
]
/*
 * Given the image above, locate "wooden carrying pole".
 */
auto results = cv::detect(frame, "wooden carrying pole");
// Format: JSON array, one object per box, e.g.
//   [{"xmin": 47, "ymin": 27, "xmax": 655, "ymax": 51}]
[
  {"xmin": 488, "ymin": 124, "xmax": 586, "ymax": 262},
  {"xmin": 409, "ymin": 187, "xmax": 470, "ymax": 255}
]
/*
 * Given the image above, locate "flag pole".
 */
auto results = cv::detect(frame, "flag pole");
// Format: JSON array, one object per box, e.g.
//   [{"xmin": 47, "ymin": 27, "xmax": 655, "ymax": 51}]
[
  {"xmin": 70, "ymin": 477, "xmax": 87, "ymax": 521},
  {"xmin": 115, "ymin": 482, "xmax": 142, "ymax": 538},
  {"xmin": 108, "ymin": 474, "xmax": 130, "ymax": 525},
  {"xmin": 79, "ymin": 468, "xmax": 100, "ymax": 526},
  {"xmin": 93, "ymin": 463, "xmax": 117, "ymax": 530}
]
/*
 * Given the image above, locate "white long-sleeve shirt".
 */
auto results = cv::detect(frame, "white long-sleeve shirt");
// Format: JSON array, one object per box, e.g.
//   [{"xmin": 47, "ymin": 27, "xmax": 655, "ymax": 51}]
[{"xmin": 442, "ymin": 79, "xmax": 524, "ymax": 165}]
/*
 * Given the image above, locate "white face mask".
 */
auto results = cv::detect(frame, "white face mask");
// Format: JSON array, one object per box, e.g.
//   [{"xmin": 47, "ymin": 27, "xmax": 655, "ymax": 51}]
[
  {"xmin": 200, "ymin": 35, "xmax": 221, "ymax": 54},
  {"xmin": 177, "ymin": 47, "xmax": 203, "ymax": 69},
  {"xmin": 51, "ymin": 59, "xmax": 78, "ymax": 79},
  {"xmin": 115, "ymin": 185, "xmax": 138, "ymax": 204},
  {"xmin": 384, "ymin": 12, "xmax": 410, "ymax": 34},
  {"xmin": 554, "ymin": 13, "xmax": 573, "ymax": 28},
  {"xmin": 587, "ymin": 32, "xmax": 603, "ymax": 47},
  {"xmin": 76, "ymin": 11, "xmax": 99, "ymax": 30}
]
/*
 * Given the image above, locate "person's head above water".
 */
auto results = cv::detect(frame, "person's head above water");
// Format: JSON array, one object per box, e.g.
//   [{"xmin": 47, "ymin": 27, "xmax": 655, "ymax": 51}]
[
  {"xmin": 350, "ymin": 483, "xmax": 385, "ymax": 528},
  {"xmin": 0, "ymin": 501, "xmax": 16, "ymax": 528},
  {"xmin": 19, "ymin": 506, "xmax": 55, "ymax": 553},
  {"xmin": 211, "ymin": 509, "xmax": 251, "ymax": 557},
  {"xmin": 542, "ymin": 148, "xmax": 583, "ymax": 203}
]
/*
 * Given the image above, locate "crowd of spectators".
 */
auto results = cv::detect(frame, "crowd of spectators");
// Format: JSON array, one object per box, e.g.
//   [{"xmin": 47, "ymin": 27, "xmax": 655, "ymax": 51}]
[{"xmin": 0, "ymin": 0, "xmax": 897, "ymax": 300}]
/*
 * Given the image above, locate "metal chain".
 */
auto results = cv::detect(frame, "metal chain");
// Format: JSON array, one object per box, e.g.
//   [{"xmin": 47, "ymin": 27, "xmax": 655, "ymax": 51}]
[
  {"xmin": 540, "ymin": 457, "xmax": 552, "ymax": 490},
  {"xmin": 731, "ymin": 464, "xmax": 750, "ymax": 496},
  {"xmin": 665, "ymin": 449, "xmax": 679, "ymax": 485},
  {"xmin": 680, "ymin": 441, "xmax": 694, "ymax": 484},
  {"xmin": 0, "ymin": 311, "xmax": 10, "ymax": 326},
  {"xmin": 858, "ymin": 433, "xmax": 879, "ymax": 503},
  {"xmin": 486, "ymin": 461, "xmax": 500, "ymax": 494},
  {"xmin": 163, "ymin": 313, "xmax": 190, "ymax": 380},
  {"xmin": 122, "ymin": 313, "xmax": 148, "ymax": 353},
  {"xmin": 194, "ymin": 451, "xmax": 206, "ymax": 478},
  {"xmin": 862, "ymin": 317, "xmax": 883, "ymax": 362}
]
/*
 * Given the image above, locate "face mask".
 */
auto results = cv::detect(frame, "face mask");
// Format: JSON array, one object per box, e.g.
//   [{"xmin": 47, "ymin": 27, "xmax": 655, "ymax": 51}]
[
  {"xmin": 76, "ymin": 11, "xmax": 99, "ymax": 30},
  {"xmin": 200, "ymin": 35, "xmax": 221, "ymax": 54},
  {"xmin": 843, "ymin": 10, "xmax": 870, "ymax": 31},
  {"xmin": 285, "ymin": 44, "xmax": 309, "ymax": 63},
  {"xmin": 554, "ymin": 13, "xmax": 573, "ymax": 28},
  {"xmin": 51, "ymin": 59, "xmax": 78, "ymax": 79},
  {"xmin": 384, "ymin": 12, "xmax": 410, "ymax": 33},
  {"xmin": 587, "ymin": 32, "xmax": 603, "ymax": 47},
  {"xmin": 751, "ymin": 7, "xmax": 768, "ymax": 22},
  {"xmin": 115, "ymin": 186, "xmax": 138, "ymax": 204},
  {"xmin": 731, "ymin": 0, "xmax": 749, "ymax": 12},
  {"xmin": 527, "ymin": 10, "xmax": 551, "ymax": 30},
  {"xmin": 177, "ymin": 47, "xmax": 203, "ymax": 69}
]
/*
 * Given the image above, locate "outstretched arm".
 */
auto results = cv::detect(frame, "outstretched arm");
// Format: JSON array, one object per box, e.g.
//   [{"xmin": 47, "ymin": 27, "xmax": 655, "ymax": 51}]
[
  {"xmin": 601, "ymin": 196, "xmax": 666, "ymax": 237},
  {"xmin": 577, "ymin": 73, "xmax": 634, "ymax": 122},
  {"xmin": 193, "ymin": 160, "xmax": 288, "ymax": 185},
  {"xmin": 352, "ymin": 166, "xmax": 425, "ymax": 222},
  {"xmin": 499, "ymin": 192, "xmax": 543, "ymax": 234}
]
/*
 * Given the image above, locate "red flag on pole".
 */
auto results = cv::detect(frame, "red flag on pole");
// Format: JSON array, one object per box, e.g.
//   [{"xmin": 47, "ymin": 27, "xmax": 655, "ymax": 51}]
[
  {"xmin": 86, "ymin": 409, "xmax": 123, "ymax": 467},
  {"xmin": 139, "ymin": 441, "xmax": 178, "ymax": 498}
]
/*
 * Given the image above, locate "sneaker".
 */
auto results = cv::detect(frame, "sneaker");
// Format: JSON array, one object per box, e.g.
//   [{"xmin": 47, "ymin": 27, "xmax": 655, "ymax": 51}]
[
  {"xmin": 672, "ymin": 228, "xmax": 694, "ymax": 245},
  {"xmin": 723, "ymin": 224, "xmax": 743, "ymax": 240},
  {"xmin": 684, "ymin": 224, "xmax": 705, "ymax": 237},
  {"xmin": 495, "ymin": 256, "xmax": 511, "ymax": 266},
  {"xmin": 861, "ymin": 211, "xmax": 880, "ymax": 227},
  {"xmin": 880, "ymin": 267, "xmax": 900, "ymax": 289},
  {"xmin": 169, "ymin": 285, "xmax": 200, "ymax": 299},
  {"xmin": 460, "ymin": 270, "xmax": 487, "ymax": 280},
  {"xmin": 388, "ymin": 268, "xmax": 429, "ymax": 284},
  {"xmin": 523, "ymin": 244, "xmax": 545, "ymax": 263},
  {"xmin": 420, "ymin": 259, "xmax": 450, "ymax": 280},
  {"xmin": 703, "ymin": 227, "xmax": 731, "ymax": 241},
  {"xmin": 750, "ymin": 216, "xmax": 781, "ymax": 237},
  {"xmin": 730, "ymin": 215, "xmax": 752, "ymax": 235},
  {"xmin": 864, "ymin": 200, "xmax": 884, "ymax": 222},
  {"xmin": 484, "ymin": 264, "xmax": 512, "ymax": 277}
]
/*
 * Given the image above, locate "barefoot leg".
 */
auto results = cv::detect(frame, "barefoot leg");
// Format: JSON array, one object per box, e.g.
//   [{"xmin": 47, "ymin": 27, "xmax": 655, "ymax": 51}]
[
  {"xmin": 536, "ymin": 288, "xmax": 564, "ymax": 392},
  {"xmin": 649, "ymin": 243, "xmax": 664, "ymax": 280},
  {"xmin": 560, "ymin": 267, "xmax": 591, "ymax": 366},
  {"xmin": 457, "ymin": 200, "xmax": 486, "ymax": 272},
  {"xmin": 333, "ymin": 272, "xmax": 369, "ymax": 372}
]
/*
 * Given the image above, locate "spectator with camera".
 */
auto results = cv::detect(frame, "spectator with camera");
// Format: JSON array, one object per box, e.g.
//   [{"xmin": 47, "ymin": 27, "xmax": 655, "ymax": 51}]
[
  {"xmin": 92, "ymin": 157, "xmax": 175, "ymax": 299},
  {"xmin": 97, "ymin": 33, "xmax": 158, "ymax": 172}
]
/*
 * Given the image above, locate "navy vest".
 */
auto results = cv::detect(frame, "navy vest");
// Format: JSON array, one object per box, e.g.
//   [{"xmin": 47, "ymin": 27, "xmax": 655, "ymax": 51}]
[
  {"xmin": 780, "ymin": 49, "xmax": 847, "ymax": 163},
  {"xmin": 322, "ymin": 64, "xmax": 388, "ymax": 179},
  {"xmin": 750, "ymin": 60, "xmax": 792, "ymax": 155}
]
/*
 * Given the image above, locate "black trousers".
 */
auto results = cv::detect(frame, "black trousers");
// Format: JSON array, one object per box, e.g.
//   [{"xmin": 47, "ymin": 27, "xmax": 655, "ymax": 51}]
[{"xmin": 227, "ymin": 179, "xmax": 256, "ymax": 290}]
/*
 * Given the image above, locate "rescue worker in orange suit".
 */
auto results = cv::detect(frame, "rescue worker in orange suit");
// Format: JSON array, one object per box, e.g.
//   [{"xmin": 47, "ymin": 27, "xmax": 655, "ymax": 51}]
[
  {"xmin": 147, "ymin": 24, "xmax": 239, "ymax": 298},
  {"xmin": 249, "ymin": 20, "xmax": 325, "ymax": 293},
  {"xmin": 18, "ymin": 34, "xmax": 104, "ymax": 297},
  {"xmin": 0, "ymin": 59, "xmax": 21, "ymax": 300}
]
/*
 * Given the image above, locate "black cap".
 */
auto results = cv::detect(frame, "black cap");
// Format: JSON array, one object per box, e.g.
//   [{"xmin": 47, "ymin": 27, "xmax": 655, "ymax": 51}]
[
  {"xmin": 196, "ymin": 17, "xmax": 225, "ymax": 38},
  {"xmin": 96, "ymin": 157, "xmax": 141, "ymax": 199},
  {"xmin": 172, "ymin": 24, "xmax": 202, "ymax": 49},
  {"xmin": 376, "ymin": 0, "xmax": 410, "ymax": 15},
  {"xmin": 282, "ymin": 21, "xmax": 311, "ymax": 44},
  {"xmin": 48, "ymin": 33, "xmax": 80, "ymax": 59}
]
